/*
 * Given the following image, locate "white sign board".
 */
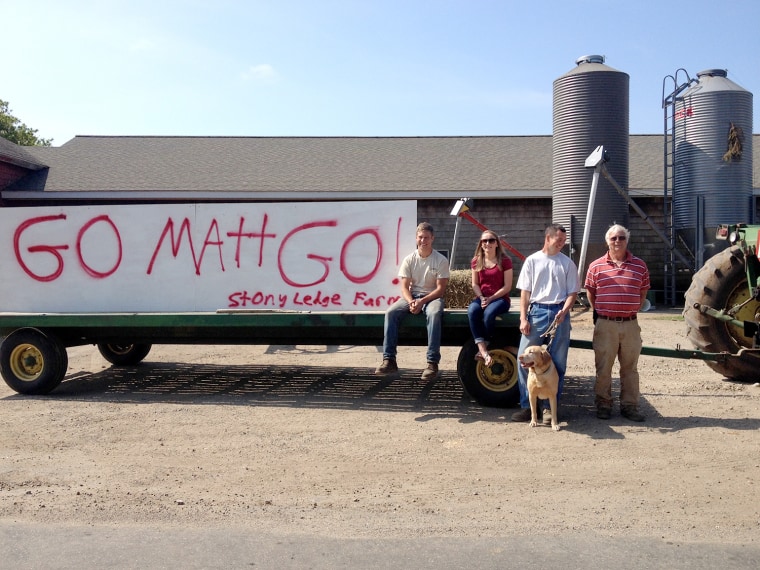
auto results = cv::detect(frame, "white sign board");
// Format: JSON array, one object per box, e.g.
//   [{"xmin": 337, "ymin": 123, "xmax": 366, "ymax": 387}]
[{"xmin": 0, "ymin": 201, "xmax": 418, "ymax": 313}]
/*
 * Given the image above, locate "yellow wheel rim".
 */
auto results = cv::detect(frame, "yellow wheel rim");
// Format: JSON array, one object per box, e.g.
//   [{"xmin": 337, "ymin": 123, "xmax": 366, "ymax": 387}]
[
  {"xmin": 9, "ymin": 343, "xmax": 44, "ymax": 381},
  {"xmin": 475, "ymin": 347, "xmax": 518, "ymax": 393}
]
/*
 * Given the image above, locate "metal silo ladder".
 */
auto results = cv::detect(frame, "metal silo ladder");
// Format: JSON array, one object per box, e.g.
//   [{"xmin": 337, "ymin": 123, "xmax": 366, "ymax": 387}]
[{"xmin": 662, "ymin": 70, "xmax": 698, "ymax": 307}]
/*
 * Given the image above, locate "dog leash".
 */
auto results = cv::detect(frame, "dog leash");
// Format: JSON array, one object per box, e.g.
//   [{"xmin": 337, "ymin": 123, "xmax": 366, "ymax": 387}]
[{"xmin": 540, "ymin": 316, "xmax": 560, "ymax": 350}]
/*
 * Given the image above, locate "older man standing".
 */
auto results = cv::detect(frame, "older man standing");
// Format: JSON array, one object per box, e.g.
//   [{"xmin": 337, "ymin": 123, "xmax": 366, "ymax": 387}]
[{"xmin": 584, "ymin": 224, "xmax": 650, "ymax": 422}]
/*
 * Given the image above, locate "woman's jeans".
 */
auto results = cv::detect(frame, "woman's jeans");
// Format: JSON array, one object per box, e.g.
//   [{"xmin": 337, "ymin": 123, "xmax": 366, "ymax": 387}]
[
  {"xmin": 382, "ymin": 296, "xmax": 444, "ymax": 364},
  {"xmin": 467, "ymin": 297, "xmax": 510, "ymax": 344}
]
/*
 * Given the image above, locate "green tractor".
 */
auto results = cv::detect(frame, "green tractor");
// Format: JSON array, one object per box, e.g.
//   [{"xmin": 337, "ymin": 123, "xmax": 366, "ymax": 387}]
[{"xmin": 683, "ymin": 224, "xmax": 760, "ymax": 381}]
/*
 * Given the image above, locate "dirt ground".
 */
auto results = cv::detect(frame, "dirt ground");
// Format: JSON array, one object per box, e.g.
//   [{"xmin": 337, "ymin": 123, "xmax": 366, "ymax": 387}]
[{"xmin": 1, "ymin": 306, "xmax": 759, "ymax": 546}]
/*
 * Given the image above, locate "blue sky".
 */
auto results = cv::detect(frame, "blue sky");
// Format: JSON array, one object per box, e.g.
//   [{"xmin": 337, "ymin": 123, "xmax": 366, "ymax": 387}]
[{"xmin": 4, "ymin": 0, "xmax": 758, "ymax": 145}]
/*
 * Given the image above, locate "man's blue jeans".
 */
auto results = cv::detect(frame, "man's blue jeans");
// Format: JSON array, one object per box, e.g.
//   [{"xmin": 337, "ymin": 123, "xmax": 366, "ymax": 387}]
[
  {"xmin": 517, "ymin": 303, "xmax": 571, "ymax": 410},
  {"xmin": 467, "ymin": 297, "xmax": 510, "ymax": 344},
  {"xmin": 382, "ymin": 296, "xmax": 444, "ymax": 364}
]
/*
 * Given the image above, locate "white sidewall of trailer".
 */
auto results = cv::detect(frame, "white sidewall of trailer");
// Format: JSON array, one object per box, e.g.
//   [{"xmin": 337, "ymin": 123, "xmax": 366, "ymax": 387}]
[{"xmin": 0, "ymin": 201, "xmax": 418, "ymax": 313}]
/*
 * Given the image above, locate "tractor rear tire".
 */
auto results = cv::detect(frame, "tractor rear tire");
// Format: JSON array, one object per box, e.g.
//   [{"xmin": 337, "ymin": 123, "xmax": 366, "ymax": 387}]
[{"xmin": 683, "ymin": 246, "xmax": 760, "ymax": 381}]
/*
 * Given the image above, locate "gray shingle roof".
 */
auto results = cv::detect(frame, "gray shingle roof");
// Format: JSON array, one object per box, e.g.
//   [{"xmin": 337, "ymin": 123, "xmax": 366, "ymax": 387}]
[
  {"xmin": 2, "ymin": 134, "xmax": 757, "ymax": 200},
  {"xmin": 0, "ymin": 136, "xmax": 48, "ymax": 170},
  {"xmin": 10, "ymin": 135, "xmax": 553, "ymax": 198}
]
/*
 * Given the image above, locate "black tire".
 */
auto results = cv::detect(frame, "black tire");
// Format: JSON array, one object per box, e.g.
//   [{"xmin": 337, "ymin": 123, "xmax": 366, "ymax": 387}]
[
  {"xmin": 0, "ymin": 328, "xmax": 69, "ymax": 395},
  {"xmin": 457, "ymin": 338, "xmax": 520, "ymax": 407},
  {"xmin": 97, "ymin": 343, "xmax": 152, "ymax": 365},
  {"xmin": 683, "ymin": 246, "xmax": 760, "ymax": 381}
]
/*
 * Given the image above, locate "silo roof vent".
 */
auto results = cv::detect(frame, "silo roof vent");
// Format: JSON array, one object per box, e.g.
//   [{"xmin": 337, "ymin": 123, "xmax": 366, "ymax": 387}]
[
  {"xmin": 696, "ymin": 69, "xmax": 727, "ymax": 78},
  {"xmin": 576, "ymin": 54, "xmax": 605, "ymax": 65}
]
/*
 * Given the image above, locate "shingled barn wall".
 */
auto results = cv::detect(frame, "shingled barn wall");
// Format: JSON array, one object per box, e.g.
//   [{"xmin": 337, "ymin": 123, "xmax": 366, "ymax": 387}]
[{"xmin": 418, "ymin": 196, "xmax": 697, "ymax": 305}]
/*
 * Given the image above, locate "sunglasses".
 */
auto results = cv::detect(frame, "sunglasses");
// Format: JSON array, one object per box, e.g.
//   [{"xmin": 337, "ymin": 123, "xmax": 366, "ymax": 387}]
[
  {"xmin": 481, "ymin": 238, "xmax": 497, "ymax": 244},
  {"xmin": 609, "ymin": 235, "xmax": 627, "ymax": 242}
]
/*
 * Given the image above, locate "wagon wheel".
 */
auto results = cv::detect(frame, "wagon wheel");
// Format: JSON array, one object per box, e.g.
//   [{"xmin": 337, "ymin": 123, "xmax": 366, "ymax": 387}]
[
  {"xmin": 0, "ymin": 328, "xmax": 68, "ymax": 395},
  {"xmin": 97, "ymin": 343, "xmax": 153, "ymax": 365},
  {"xmin": 457, "ymin": 339, "xmax": 519, "ymax": 407}
]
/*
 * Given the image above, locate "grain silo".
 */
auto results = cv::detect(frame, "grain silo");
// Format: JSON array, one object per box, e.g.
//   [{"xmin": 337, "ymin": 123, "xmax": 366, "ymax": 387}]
[
  {"xmin": 553, "ymin": 55, "xmax": 630, "ymax": 274},
  {"xmin": 673, "ymin": 69, "xmax": 754, "ymax": 266}
]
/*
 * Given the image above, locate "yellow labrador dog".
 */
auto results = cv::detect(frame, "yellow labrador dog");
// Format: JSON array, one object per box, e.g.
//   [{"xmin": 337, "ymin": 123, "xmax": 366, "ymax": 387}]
[{"xmin": 519, "ymin": 345, "xmax": 560, "ymax": 431}]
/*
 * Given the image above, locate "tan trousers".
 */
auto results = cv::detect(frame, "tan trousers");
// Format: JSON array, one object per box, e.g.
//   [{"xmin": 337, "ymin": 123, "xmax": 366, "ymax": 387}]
[{"xmin": 592, "ymin": 318, "xmax": 642, "ymax": 408}]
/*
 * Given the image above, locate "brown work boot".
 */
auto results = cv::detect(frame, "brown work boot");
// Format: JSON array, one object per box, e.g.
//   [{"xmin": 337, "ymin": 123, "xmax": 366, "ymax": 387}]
[
  {"xmin": 621, "ymin": 406, "xmax": 645, "ymax": 422},
  {"xmin": 375, "ymin": 358, "xmax": 398, "ymax": 376},
  {"xmin": 420, "ymin": 362, "xmax": 439, "ymax": 380},
  {"xmin": 511, "ymin": 408, "xmax": 534, "ymax": 422},
  {"xmin": 596, "ymin": 406, "xmax": 612, "ymax": 420}
]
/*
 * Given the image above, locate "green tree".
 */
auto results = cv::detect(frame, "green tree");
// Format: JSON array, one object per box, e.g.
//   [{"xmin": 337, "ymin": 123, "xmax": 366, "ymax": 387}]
[{"xmin": 0, "ymin": 99, "xmax": 52, "ymax": 146}]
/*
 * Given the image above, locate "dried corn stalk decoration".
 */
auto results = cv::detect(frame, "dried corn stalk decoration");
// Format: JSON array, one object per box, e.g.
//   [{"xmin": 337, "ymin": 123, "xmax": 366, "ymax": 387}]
[{"xmin": 722, "ymin": 122, "xmax": 743, "ymax": 162}]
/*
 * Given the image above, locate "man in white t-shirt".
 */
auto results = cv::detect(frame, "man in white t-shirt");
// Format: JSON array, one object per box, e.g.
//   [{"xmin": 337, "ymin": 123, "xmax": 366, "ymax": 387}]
[
  {"xmin": 375, "ymin": 222, "xmax": 450, "ymax": 381},
  {"xmin": 511, "ymin": 223, "xmax": 579, "ymax": 424}
]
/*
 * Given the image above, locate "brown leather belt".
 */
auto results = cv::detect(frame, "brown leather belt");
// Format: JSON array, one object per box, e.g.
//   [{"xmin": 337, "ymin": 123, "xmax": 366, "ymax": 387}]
[{"xmin": 597, "ymin": 314, "xmax": 637, "ymax": 322}]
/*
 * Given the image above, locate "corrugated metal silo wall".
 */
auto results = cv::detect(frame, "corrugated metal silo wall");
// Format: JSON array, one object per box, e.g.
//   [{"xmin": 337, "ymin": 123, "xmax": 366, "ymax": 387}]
[
  {"xmin": 552, "ymin": 59, "xmax": 630, "ymax": 275},
  {"xmin": 674, "ymin": 71, "xmax": 753, "ymax": 261}
]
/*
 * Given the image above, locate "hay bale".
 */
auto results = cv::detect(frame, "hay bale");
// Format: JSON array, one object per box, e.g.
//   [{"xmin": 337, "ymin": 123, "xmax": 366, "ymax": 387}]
[{"xmin": 445, "ymin": 269, "xmax": 473, "ymax": 309}]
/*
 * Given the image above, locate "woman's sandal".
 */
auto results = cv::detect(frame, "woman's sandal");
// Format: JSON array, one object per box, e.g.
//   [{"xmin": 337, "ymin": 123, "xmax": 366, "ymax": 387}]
[{"xmin": 475, "ymin": 353, "xmax": 493, "ymax": 367}]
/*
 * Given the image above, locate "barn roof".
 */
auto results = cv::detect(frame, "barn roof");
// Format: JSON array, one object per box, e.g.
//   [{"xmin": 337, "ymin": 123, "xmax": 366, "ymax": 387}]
[{"xmin": 1, "ymin": 134, "xmax": 757, "ymax": 202}]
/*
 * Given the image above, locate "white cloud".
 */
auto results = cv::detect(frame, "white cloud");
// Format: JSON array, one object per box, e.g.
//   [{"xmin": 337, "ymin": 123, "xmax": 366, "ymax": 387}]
[{"xmin": 240, "ymin": 64, "xmax": 278, "ymax": 83}]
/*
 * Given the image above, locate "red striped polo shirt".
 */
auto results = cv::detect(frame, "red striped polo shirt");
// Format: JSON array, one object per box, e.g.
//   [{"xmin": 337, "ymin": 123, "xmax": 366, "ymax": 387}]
[{"xmin": 584, "ymin": 251, "xmax": 650, "ymax": 317}]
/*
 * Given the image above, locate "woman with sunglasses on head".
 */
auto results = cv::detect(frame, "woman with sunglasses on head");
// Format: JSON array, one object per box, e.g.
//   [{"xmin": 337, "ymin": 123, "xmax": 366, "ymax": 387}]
[{"xmin": 468, "ymin": 230, "xmax": 514, "ymax": 366}]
